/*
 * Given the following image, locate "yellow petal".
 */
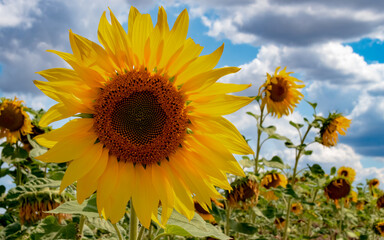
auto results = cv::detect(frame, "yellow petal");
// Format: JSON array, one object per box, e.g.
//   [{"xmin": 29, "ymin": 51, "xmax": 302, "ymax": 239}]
[
  {"xmin": 131, "ymin": 13, "xmax": 153, "ymax": 66},
  {"xmin": 176, "ymin": 44, "xmax": 223, "ymax": 85},
  {"xmin": 39, "ymin": 103, "xmax": 78, "ymax": 127},
  {"xmin": 37, "ymin": 68, "xmax": 81, "ymax": 82},
  {"xmin": 35, "ymin": 133, "xmax": 97, "ymax": 163},
  {"xmin": 182, "ymin": 67, "xmax": 240, "ymax": 93},
  {"xmin": 77, "ymin": 147, "xmax": 109, "ymax": 204},
  {"xmin": 189, "ymin": 115, "xmax": 253, "ymax": 155},
  {"xmin": 60, "ymin": 143, "xmax": 103, "ymax": 192},
  {"xmin": 35, "ymin": 118, "xmax": 93, "ymax": 148},
  {"xmin": 191, "ymin": 95, "xmax": 254, "ymax": 116}
]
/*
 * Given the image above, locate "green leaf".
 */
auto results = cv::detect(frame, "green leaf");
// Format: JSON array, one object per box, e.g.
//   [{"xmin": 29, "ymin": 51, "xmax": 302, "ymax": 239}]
[
  {"xmin": 14, "ymin": 147, "xmax": 28, "ymax": 159},
  {"xmin": 163, "ymin": 210, "xmax": 230, "ymax": 239},
  {"xmin": 306, "ymin": 100, "xmax": 317, "ymax": 110},
  {"xmin": 239, "ymin": 156, "xmax": 254, "ymax": 168},
  {"xmin": 303, "ymin": 150, "xmax": 313, "ymax": 155},
  {"xmin": 1, "ymin": 144, "xmax": 14, "ymax": 158},
  {"xmin": 28, "ymin": 135, "xmax": 48, "ymax": 159},
  {"xmin": 308, "ymin": 164, "xmax": 325, "ymax": 176},
  {"xmin": 0, "ymin": 222, "xmax": 22, "ymax": 240},
  {"xmin": 30, "ymin": 216, "xmax": 78, "ymax": 240},
  {"xmin": 24, "ymin": 177, "xmax": 61, "ymax": 189},
  {"xmin": 262, "ymin": 205, "xmax": 276, "ymax": 219},
  {"xmin": 330, "ymin": 167, "xmax": 336, "ymax": 175},
  {"xmin": 48, "ymin": 195, "xmax": 99, "ymax": 218},
  {"xmin": 263, "ymin": 156, "xmax": 285, "ymax": 170},
  {"xmin": 285, "ymin": 141, "xmax": 296, "ymax": 148},
  {"xmin": 289, "ymin": 121, "xmax": 304, "ymax": 129},
  {"xmin": 252, "ymin": 207, "xmax": 269, "ymax": 221},
  {"xmin": 284, "ymin": 184, "xmax": 299, "ymax": 199},
  {"xmin": 246, "ymin": 111, "xmax": 260, "ymax": 121},
  {"xmin": 229, "ymin": 220, "xmax": 258, "ymax": 235}
]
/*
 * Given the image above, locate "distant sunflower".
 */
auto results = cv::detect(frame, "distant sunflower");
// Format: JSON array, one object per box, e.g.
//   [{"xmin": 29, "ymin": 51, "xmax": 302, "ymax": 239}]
[
  {"xmin": 377, "ymin": 195, "xmax": 384, "ymax": 209},
  {"xmin": 0, "ymin": 98, "xmax": 33, "ymax": 144},
  {"xmin": 356, "ymin": 200, "xmax": 366, "ymax": 211},
  {"xmin": 274, "ymin": 217, "xmax": 285, "ymax": 230},
  {"xmin": 258, "ymin": 67, "xmax": 304, "ymax": 118},
  {"xmin": 324, "ymin": 177, "xmax": 351, "ymax": 201},
  {"xmin": 320, "ymin": 113, "xmax": 351, "ymax": 147},
  {"xmin": 260, "ymin": 172, "xmax": 287, "ymax": 201},
  {"xmin": 291, "ymin": 203, "xmax": 303, "ymax": 215},
  {"xmin": 226, "ymin": 176, "xmax": 259, "ymax": 209},
  {"xmin": 337, "ymin": 166, "xmax": 355, "ymax": 183},
  {"xmin": 369, "ymin": 179, "xmax": 380, "ymax": 189},
  {"xmin": 373, "ymin": 220, "xmax": 384, "ymax": 236},
  {"xmin": 344, "ymin": 190, "xmax": 357, "ymax": 208},
  {"xmin": 34, "ymin": 7, "xmax": 254, "ymax": 227},
  {"xmin": 194, "ymin": 199, "xmax": 222, "ymax": 224}
]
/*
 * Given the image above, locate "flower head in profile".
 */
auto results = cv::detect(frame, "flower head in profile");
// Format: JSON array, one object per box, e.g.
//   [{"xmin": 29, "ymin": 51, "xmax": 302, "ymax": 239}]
[
  {"xmin": 373, "ymin": 220, "xmax": 384, "ymax": 236},
  {"xmin": 33, "ymin": 7, "xmax": 254, "ymax": 227},
  {"xmin": 260, "ymin": 172, "xmax": 287, "ymax": 201},
  {"xmin": 226, "ymin": 175, "xmax": 259, "ymax": 209},
  {"xmin": 377, "ymin": 195, "xmax": 384, "ymax": 209},
  {"xmin": 0, "ymin": 97, "xmax": 33, "ymax": 144},
  {"xmin": 319, "ymin": 113, "xmax": 351, "ymax": 147},
  {"xmin": 258, "ymin": 67, "xmax": 304, "ymax": 118},
  {"xmin": 369, "ymin": 178, "xmax": 380, "ymax": 189},
  {"xmin": 337, "ymin": 166, "xmax": 355, "ymax": 183}
]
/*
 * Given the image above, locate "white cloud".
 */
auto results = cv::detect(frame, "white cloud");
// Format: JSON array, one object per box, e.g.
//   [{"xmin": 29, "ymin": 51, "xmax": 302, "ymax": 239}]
[{"xmin": 0, "ymin": 0, "xmax": 41, "ymax": 28}]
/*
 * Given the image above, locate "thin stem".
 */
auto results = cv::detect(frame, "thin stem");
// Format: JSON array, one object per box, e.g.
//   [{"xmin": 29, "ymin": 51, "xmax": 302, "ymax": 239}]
[
  {"xmin": 254, "ymin": 106, "xmax": 265, "ymax": 175},
  {"xmin": 137, "ymin": 225, "xmax": 145, "ymax": 240},
  {"xmin": 130, "ymin": 205, "xmax": 138, "ymax": 240},
  {"xmin": 15, "ymin": 163, "xmax": 22, "ymax": 186},
  {"xmin": 148, "ymin": 223, "xmax": 152, "ymax": 240},
  {"xmin": 283, "ymin": 125, "xmax": 312, "ymax": 240},
  {"xmin": 78, "ymin": 215, "xmax": 86, "ymax": 240},
  {"xmin": 112, "ymin": 223, "xmax": 123, "ymax": 240},
  {"xmin": 225, "ymin": 201, "xmax": 232, "ymax": 236}
]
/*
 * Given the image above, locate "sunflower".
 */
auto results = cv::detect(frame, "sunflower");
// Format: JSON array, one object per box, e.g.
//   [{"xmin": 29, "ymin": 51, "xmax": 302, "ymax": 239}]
[
  {"xmin": 373, "ymin": 220, "xmax": 384, "ymax": 236},
  {"xmin": 194, "ymin": 199, "xmax": 222, "ymax": 224},
  {"xmin": 226, "ymin": 176, "xmax": 259, "ymax": 209},
  {"xmin": 377, "ymin": 195, "xmax": 384, "ymax": 209},
  {"xmin": 0, "ymin": 97, "xmax": 33, "ymax": 144},
  {"xmin": 337, "ymin": 166, "xmax": 355, "ymax": 183},
  {"xmin": 260, "ymin": 172, "xmax": 287, "ymax": 201},
  {"xmin": 290, "ymin": 203, "xmax": 303, "ymax": 215},
  {"xmin": 319, "ymin": 113, "xmax": 351, "ymax": 147},
  {"xmin": 274, "ymin": 217, "xmax": 285, "ymax": 230},
  {"xmin": 324, "ymin": 177, "xmax": 351, "ymax": 201},
  {"xmin": 369, "ymin": 178, "xmax": 380, "ymax": 189},
  {"xmin": 356, "ymin": 200, "xmax": 366, "ymax": 211},
  {"xmin": 34, "ymin": 7, "xmax": 254, "ymax": 227},
  {"xmin": 258, "ymin": 67, "xmax": 304, "ymax": 118}
]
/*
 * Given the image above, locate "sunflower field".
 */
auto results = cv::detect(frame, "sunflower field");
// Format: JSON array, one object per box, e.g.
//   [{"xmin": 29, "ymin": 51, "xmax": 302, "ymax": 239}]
[{"xmin": 0, "ymin": 6, "xmax": 383, "ymax": 240}]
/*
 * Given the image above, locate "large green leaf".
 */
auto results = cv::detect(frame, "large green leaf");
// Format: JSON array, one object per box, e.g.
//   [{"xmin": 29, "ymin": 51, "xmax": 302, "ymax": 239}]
[
  {"xmin": 263, "ymin": 156, "xmax": 285, "ymax": 170},
  {"xmin": 30, "ymin": 216, "xmax": 77, "ymax": 240},
  {"xmin": 163, "ymin": 210, "xmax": 230, "ymax": 239},
  {"xmin": 229, "ymin": 220, "xmax": 258, "ymax": 235},
  {"xmin": 48, "ymin": 195, "xmax": 99, "ymax": 218}
]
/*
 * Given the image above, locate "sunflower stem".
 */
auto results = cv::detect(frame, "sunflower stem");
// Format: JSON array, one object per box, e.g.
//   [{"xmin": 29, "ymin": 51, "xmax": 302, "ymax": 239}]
[
  {"xmin": 137, "ymin": 225, "xmax": 145, "ymax": 240},
  {"xmin": 225, "ymin": 201, "xmax": 232, "ymax": 236},
  {"xmin": 15, "ymin": 163, "xmax": 22, "ymax": 186},
  {"xmin": 254, "ymin": 105, "xmax": 265, "ymax": 175},
  {"xmin": 153, "ymin": 233, "xmax": 171, "ymax": 240},
  {"xmin": 130, "ymin": 205, "xmax": 138, "ymax": 240},
  {"xmin": 283, "ymin": 125, "xmax": 312, "ymax": 240},
  {"xmin": 78, "ymin": 215, "xmax": 86, "ymax": 239},
  {"xmin": 112, "ymin": 223, "xmax": 123, "ymax": 240}
]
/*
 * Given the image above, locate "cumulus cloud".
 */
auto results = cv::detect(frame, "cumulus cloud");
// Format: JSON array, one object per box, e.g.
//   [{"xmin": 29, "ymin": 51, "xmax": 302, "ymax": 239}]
[
  {"xmin": 0, "ymin": 0, "xmax": 41, "ymax": 28},
  {"xmin": 191, "ymin": 0, "xmax": 384, "ymax": 46}
]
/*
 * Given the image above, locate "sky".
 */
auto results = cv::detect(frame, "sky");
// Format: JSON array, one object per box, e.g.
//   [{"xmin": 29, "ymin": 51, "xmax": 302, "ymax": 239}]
[{"xmin": 0, "ymin": 0, "xmax": 383, "ymax": 187}]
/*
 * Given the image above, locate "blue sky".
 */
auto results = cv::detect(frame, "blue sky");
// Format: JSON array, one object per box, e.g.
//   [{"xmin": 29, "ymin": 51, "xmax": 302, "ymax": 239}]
[{"xmin": 0, "ymin": 0, "xmax": 383, "ymax": 185}]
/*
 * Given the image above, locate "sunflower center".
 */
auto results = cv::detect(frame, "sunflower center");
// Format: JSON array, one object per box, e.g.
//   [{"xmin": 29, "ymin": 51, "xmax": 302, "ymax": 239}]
[
  {"xmin": 270, "ymin": 77, "xmax": 288, "ymax": 102},
  {"xmin": 0, "ymin": 104, "xmax": 25, "ymax": 132},
  {"xmin": 325, "ymin": 178, "xmax": 351, "ymax": 200},
  {"xmin": 93, "ymin": 70, "xmax": 188, "ymax": 165},
  {"xmin": 340, "ymin": 170, "xmax": 348, "ymax": 177}
]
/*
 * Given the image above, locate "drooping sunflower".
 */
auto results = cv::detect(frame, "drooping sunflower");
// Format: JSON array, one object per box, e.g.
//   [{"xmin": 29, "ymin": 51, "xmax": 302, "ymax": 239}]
[
  {"xmin": 373, "ymin": 220, "xmax": 384, "ymax": 236},
  {"xmin": 258, "ymin": 67, "xmax": 304, "ymax": 118},
  {"xmin": 226, "ymin": 175, "xmax": 259, "ymax": 209},
  {"xmin": 260, "ymin": 172, "xmax": 287, "ymax": 201},
  {"xmin": 377, "ymin": 195, "xmax": 384, "ymax": 209},
  {"xmin": 337, "ymin": 166, "xmax": 355, "ymax": 183},
  {"xmin": 319, "ymin": 113, "xmax": 351, "ymax": 147},
  {"xmin": 290, "ymin": 203, "xmax": 303, "ymax": 215},
  {"xmin": 0, "ymin": 97, "xmax": 33, "ymax": 144},
  {"xmin": 324, "ymin": 177, "xmax": 351, "ymax": 201},
  {"xmin": 34, "ymin": 7, "xmax": 254, "ymax": 227}
]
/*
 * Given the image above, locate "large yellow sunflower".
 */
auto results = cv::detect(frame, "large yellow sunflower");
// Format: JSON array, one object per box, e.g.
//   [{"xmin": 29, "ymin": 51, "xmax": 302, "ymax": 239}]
[
  {"xmin": 258, "ymin": 67, "xmax": 304, "ymax": 118},
  {"xmin": 320, "ymin": 113, "xmax": 351, "ymax": 147},
  {"xmin": 337, "ymin": 166, "xmax": 355, "ymax": 183},
  {"xmin": 0, "ymin": 97, "xmax": 33, "ymax": 144},
  {"xmin": 33, "ymin": 7, "xmax": 254, "ymax": 227},
  {"xmin": 260, "ymin": 172, "xmax": 287, "ymax": 201}
]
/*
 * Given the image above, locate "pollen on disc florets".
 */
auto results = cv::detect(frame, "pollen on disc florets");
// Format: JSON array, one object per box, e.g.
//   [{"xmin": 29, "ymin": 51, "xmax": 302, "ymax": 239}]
[{"xmin": 93, "ymin": 70, "xmax": 188, "ymax": 165}]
